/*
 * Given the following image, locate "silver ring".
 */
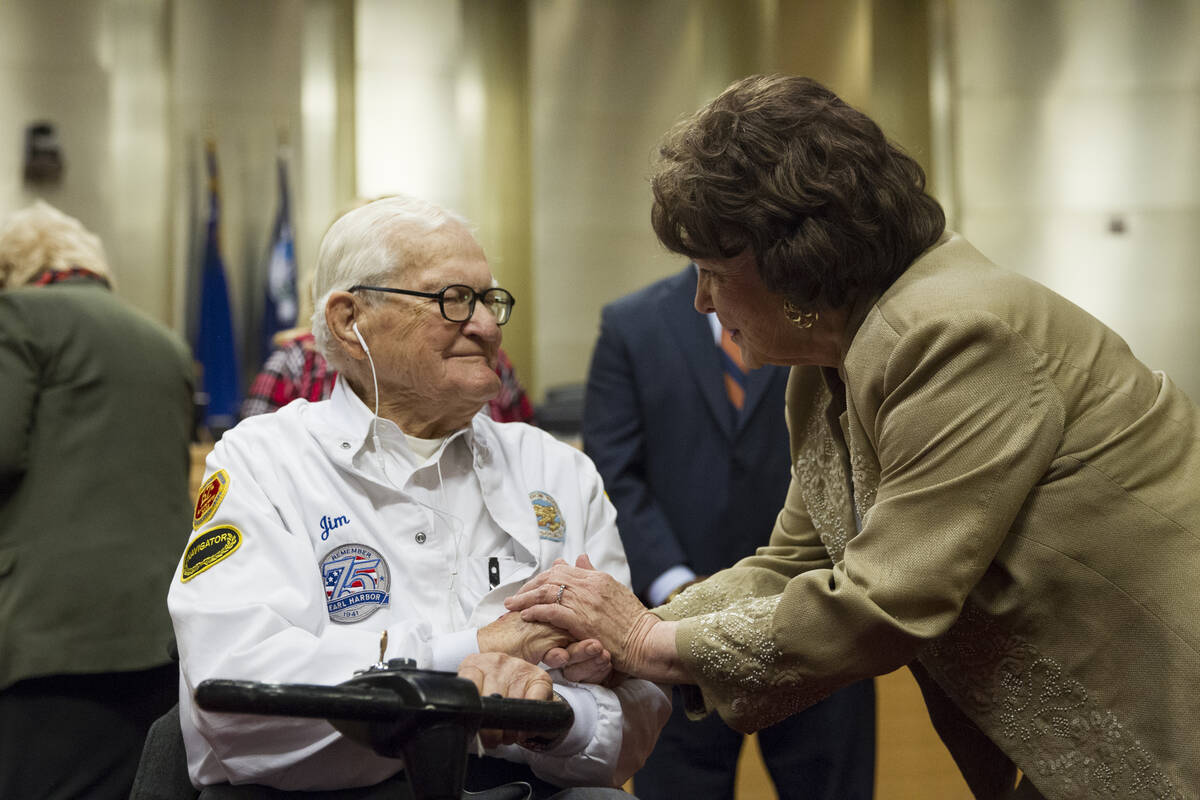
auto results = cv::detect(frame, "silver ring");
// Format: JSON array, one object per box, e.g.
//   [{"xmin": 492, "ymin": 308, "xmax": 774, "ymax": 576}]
[{"xmin": 555, "ymin": 584, "xmax": 566, "ymax": 604}]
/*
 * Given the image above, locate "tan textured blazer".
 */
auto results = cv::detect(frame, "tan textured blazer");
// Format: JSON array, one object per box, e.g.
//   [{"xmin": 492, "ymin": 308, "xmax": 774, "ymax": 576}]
[{"xmin": 658, "ymin": 233, "xmax": 1200, "ymax": 799}]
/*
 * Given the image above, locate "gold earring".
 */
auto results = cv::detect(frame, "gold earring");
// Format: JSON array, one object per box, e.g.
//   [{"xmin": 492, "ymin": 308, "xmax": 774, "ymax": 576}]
[{"xmin": 782, "ymin": 300, "xmax": 819, "ymax": 329}]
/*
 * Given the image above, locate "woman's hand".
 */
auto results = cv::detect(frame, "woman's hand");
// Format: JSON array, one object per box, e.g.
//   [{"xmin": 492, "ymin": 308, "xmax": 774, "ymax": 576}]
[
  {"xmin": 504, "ymin": 555, "xmax": 689, "ymax": 682},
  {"xmin": 457, "ymin": 651, "xmax": 555, "ymax": 748}
]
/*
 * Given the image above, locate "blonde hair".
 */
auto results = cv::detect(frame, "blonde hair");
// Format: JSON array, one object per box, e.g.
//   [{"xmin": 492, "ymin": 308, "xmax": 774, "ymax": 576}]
[{"xmin": 0, "ymin": 201, "xmax": 112, "ymax": 289}]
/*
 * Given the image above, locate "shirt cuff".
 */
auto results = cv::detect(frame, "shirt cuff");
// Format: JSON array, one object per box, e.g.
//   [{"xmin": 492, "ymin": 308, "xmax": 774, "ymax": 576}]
[
  {"xmin": 647, "ymin": 565, "xmax": 697, "ymax": 608},
  {"xmin": 535, "ymin": 684, "xmax": 597, "ymax": 756},
  {"xmin": 429, "ymin": 629, "xmax": 481, "ymax": 672}
]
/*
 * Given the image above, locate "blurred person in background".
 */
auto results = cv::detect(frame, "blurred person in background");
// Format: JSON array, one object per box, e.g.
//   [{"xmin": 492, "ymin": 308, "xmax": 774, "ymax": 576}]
[
  {"xmin": 583, "ymin": 263, "xmax": 876, "ymax": 800},
  {"xmin": 0, "ymin": 201, "xmax": 194, "ymax": 799},
  {"xmin": 508, "ymin": 75, "xmax": 1200, "ymax": 800},
  {"xmin": 170, "ymin": 194, "xmax": 667, "ymax": 798}
]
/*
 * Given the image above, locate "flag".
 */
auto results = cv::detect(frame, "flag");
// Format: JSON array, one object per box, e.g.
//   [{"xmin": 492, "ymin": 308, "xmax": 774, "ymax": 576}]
[
  {"xmin": 261, "ymin": 153, "xmax": 298, "ymax": 358},
  {"xmin": 194, "ymin": 140, "xmax": 241, "ymax": 434}
]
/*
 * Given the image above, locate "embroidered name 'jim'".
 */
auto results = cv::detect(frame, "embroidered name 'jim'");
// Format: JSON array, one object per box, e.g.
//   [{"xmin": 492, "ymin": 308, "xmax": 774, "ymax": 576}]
[
  {"xmin": 321, "ymin": 543, "xmax": 391, "ymax": 623},
  {"xmin": 318, "ymin": 513, "xmax": 349, "ymax": 540}
]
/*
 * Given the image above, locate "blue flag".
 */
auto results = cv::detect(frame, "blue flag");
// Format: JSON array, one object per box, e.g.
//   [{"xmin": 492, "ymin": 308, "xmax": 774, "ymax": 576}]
[
  {"xmin": 261, "ymin": 154, "xmax": 298, "ymax": 359},
  {"xmin": 195, "ymin": 141, "xmax": 241, "ymax": 434}
]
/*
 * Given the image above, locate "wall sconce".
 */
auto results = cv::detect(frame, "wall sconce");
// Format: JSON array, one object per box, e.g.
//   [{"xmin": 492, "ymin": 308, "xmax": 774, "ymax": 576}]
[{"xmin": 23, "ymin": 122, "xmax": 64, "ymax": 185}]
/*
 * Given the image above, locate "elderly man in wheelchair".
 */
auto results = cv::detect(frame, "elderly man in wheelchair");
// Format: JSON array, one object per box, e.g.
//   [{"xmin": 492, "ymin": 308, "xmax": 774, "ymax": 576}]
[{"xmin": 154, "ymin": 196, "xmax": 669, "ymax": 799}]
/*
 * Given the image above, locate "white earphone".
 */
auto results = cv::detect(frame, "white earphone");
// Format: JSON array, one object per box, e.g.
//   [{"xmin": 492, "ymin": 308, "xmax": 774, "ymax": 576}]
[
  {"xmin": 352, "ymin": 321, "xmax": 370, "ymax": 353},
  {"xmin": 351, "ymin": 321, "xmax": 465, "ymax": 593},
  {"xmin": 352, "ymin": 321, "xmax": 383, "ymax": 452}
]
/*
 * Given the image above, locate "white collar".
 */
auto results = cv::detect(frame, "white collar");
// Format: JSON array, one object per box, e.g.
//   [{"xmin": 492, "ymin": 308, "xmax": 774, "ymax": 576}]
[
  {"xmin": 314, "ymin": 376, "xmax": 487, "ymax": 466},
  {"xmin": 706, "ymin": 311, "xmax": 722, "ymax": 345},
  {"xmin": 304, "ymin": 379, "xmax": 533, "ymax": 558}
]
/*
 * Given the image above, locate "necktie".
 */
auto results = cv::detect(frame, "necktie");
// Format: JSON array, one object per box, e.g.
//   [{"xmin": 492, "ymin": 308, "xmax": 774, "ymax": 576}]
[{"xmin": 720, "ymin": 327, "xmax": 746, "ymax": 413}]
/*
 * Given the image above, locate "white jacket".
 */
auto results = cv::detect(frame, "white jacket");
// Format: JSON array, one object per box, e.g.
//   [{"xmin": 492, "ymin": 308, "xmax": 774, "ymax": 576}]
[{"xmin": 169, "ymin": 379, "xmax": 669, "ymax": 790}]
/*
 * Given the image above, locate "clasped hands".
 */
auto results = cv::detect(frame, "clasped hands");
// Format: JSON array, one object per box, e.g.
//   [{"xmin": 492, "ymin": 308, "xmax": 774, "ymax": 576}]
[{"xmin": 459, "ymin": 554, "xmax": 667, "ymax": 748}]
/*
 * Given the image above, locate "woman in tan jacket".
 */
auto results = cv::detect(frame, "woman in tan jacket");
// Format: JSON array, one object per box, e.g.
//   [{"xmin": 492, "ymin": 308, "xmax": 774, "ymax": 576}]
[{"xmin": 508, "ymin": 75, "xmax": 1200, "ymax": 800}]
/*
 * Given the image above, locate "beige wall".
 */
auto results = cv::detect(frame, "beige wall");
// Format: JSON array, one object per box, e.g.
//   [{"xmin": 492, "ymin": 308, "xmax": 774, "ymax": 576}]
[
  {"xmin": 12, "ymin": 1, "xmax": 1194, "ymax": 405},
  {"xmin": 169, "ymin": 0, "xmax": 355, "ymax": 373},
  {"xmin": 939, "ymin": 0, "xmax": 1200, "ymax": 400},
  {"xmin": 351, "ymin": 1, "xmax": 933, "ymax": 399},
  {"xmin": 526, "ymin": 0, "xmax": 933, "ymax": 398},
  {"xmin": 0, "ymin": 0, "xmax": 921, "ymax": 400},
  {"xmin": 528, "ymin": 0, "xmax": 722, "ymax": 397},
  {"xmin": 0, "ymin": 0, "xmax": 172, "ymax": 317},
  {"xmin": 169, "ymin": 0, "xmax": 304, "ymax": 358},
  {"xmin": 0, "ymin": 0, "xmax": 354, "ymax": 386}
]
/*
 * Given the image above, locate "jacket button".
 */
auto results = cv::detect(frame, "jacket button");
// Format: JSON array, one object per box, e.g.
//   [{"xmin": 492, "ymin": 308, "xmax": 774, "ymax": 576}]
[
  {"xmin": 340, "ymin": 441, "xmax": 351, "ymax": 449},
  {"xmin": 414, "ymin": 532, "xmax": 427, "ymax": 544}
]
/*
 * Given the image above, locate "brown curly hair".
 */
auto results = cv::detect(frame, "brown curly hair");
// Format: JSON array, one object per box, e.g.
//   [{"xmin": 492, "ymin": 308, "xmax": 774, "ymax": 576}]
[{"xmin": 651, "ymin": 75, "xmax": 945, "ymax": 311}]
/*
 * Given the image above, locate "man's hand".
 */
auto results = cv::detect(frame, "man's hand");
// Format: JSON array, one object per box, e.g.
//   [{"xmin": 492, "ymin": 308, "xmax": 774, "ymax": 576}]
[
  {"xmin": 543, "ymin": 638, "xmax": 612, "ymax": 684},
  {"xmin": 477, "ymin": 611, "xmax": 571, "ymax": 664},
  {"xmin": 457, "ymin": 652, "xmax": 555, "ymax": 748}
]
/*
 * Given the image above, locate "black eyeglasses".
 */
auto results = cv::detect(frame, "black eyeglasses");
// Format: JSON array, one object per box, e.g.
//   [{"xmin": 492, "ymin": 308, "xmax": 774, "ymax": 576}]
[{"xmin": 349, "ymin": 284, "xmax": 515, "ymax": 326}]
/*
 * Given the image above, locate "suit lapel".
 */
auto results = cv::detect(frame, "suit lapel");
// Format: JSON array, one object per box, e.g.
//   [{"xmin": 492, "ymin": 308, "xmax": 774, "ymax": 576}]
[{"xmin": 660, "ymin": 268, "xmax": 735, "ymax": 439}]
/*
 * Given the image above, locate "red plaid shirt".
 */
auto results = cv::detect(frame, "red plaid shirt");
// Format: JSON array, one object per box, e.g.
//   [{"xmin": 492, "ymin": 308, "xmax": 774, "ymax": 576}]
[
  {"xmin": 240, "ymin": 331, "xmax": 535, "ymax": 425},
  {"xmin": 240, "ymin": 332, "xmax": 334, "ymax": 418}
]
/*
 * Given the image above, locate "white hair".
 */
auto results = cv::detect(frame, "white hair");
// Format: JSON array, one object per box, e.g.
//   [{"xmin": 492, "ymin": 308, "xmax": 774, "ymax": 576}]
[
  {"xmin": 311, "ymin": 194, "xmax": 469, "ymax": 370},
  {"xmin": 0, "ymin": 200, "xmax": 111, "ymax": 289}
]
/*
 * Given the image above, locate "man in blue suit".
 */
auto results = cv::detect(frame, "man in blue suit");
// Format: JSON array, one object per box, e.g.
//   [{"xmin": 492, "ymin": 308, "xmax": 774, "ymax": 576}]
[{"xmin": 582, "ymin": 264, "xmax": 877, "ymax": 800}]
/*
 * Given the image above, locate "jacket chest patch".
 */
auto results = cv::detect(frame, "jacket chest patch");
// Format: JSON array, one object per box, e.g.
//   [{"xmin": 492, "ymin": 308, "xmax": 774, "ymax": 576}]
[
  {"xmin": 321, "ymin": 543, "xmax": 391, "ymax": 623},
  {"xmin": 529, "ymin": 491, "xmax": 565, "ymax": 541}
]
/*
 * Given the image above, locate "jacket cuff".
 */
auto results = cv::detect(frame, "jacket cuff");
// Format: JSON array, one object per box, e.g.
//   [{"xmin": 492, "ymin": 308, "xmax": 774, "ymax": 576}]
[
  {"xmin": 429, "ymin": 629, "xmax": 480, "ymax": 672},
  {"xmin": 646, "ymin": 565, "xmax": 697, "ymax": 607},
  {"xmin": 528, "ymin": 684, "xmax": 596, "ymax": 756}
]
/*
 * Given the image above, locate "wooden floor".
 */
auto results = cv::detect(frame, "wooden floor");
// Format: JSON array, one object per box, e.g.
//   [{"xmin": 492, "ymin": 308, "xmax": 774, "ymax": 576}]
[
  {"xmin": 192, "ymin": 445, "xmax": 970, "ymax": 798},
  {"xmin": 728, "ymin": 668, "xmax": 972, "ymax": 799}
]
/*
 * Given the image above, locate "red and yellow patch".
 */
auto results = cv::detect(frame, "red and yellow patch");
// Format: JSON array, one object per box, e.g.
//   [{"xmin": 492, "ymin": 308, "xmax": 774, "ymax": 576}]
[{"xmin": 193, "ymin": 469, "xmax": 230, "ymax": 530}]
